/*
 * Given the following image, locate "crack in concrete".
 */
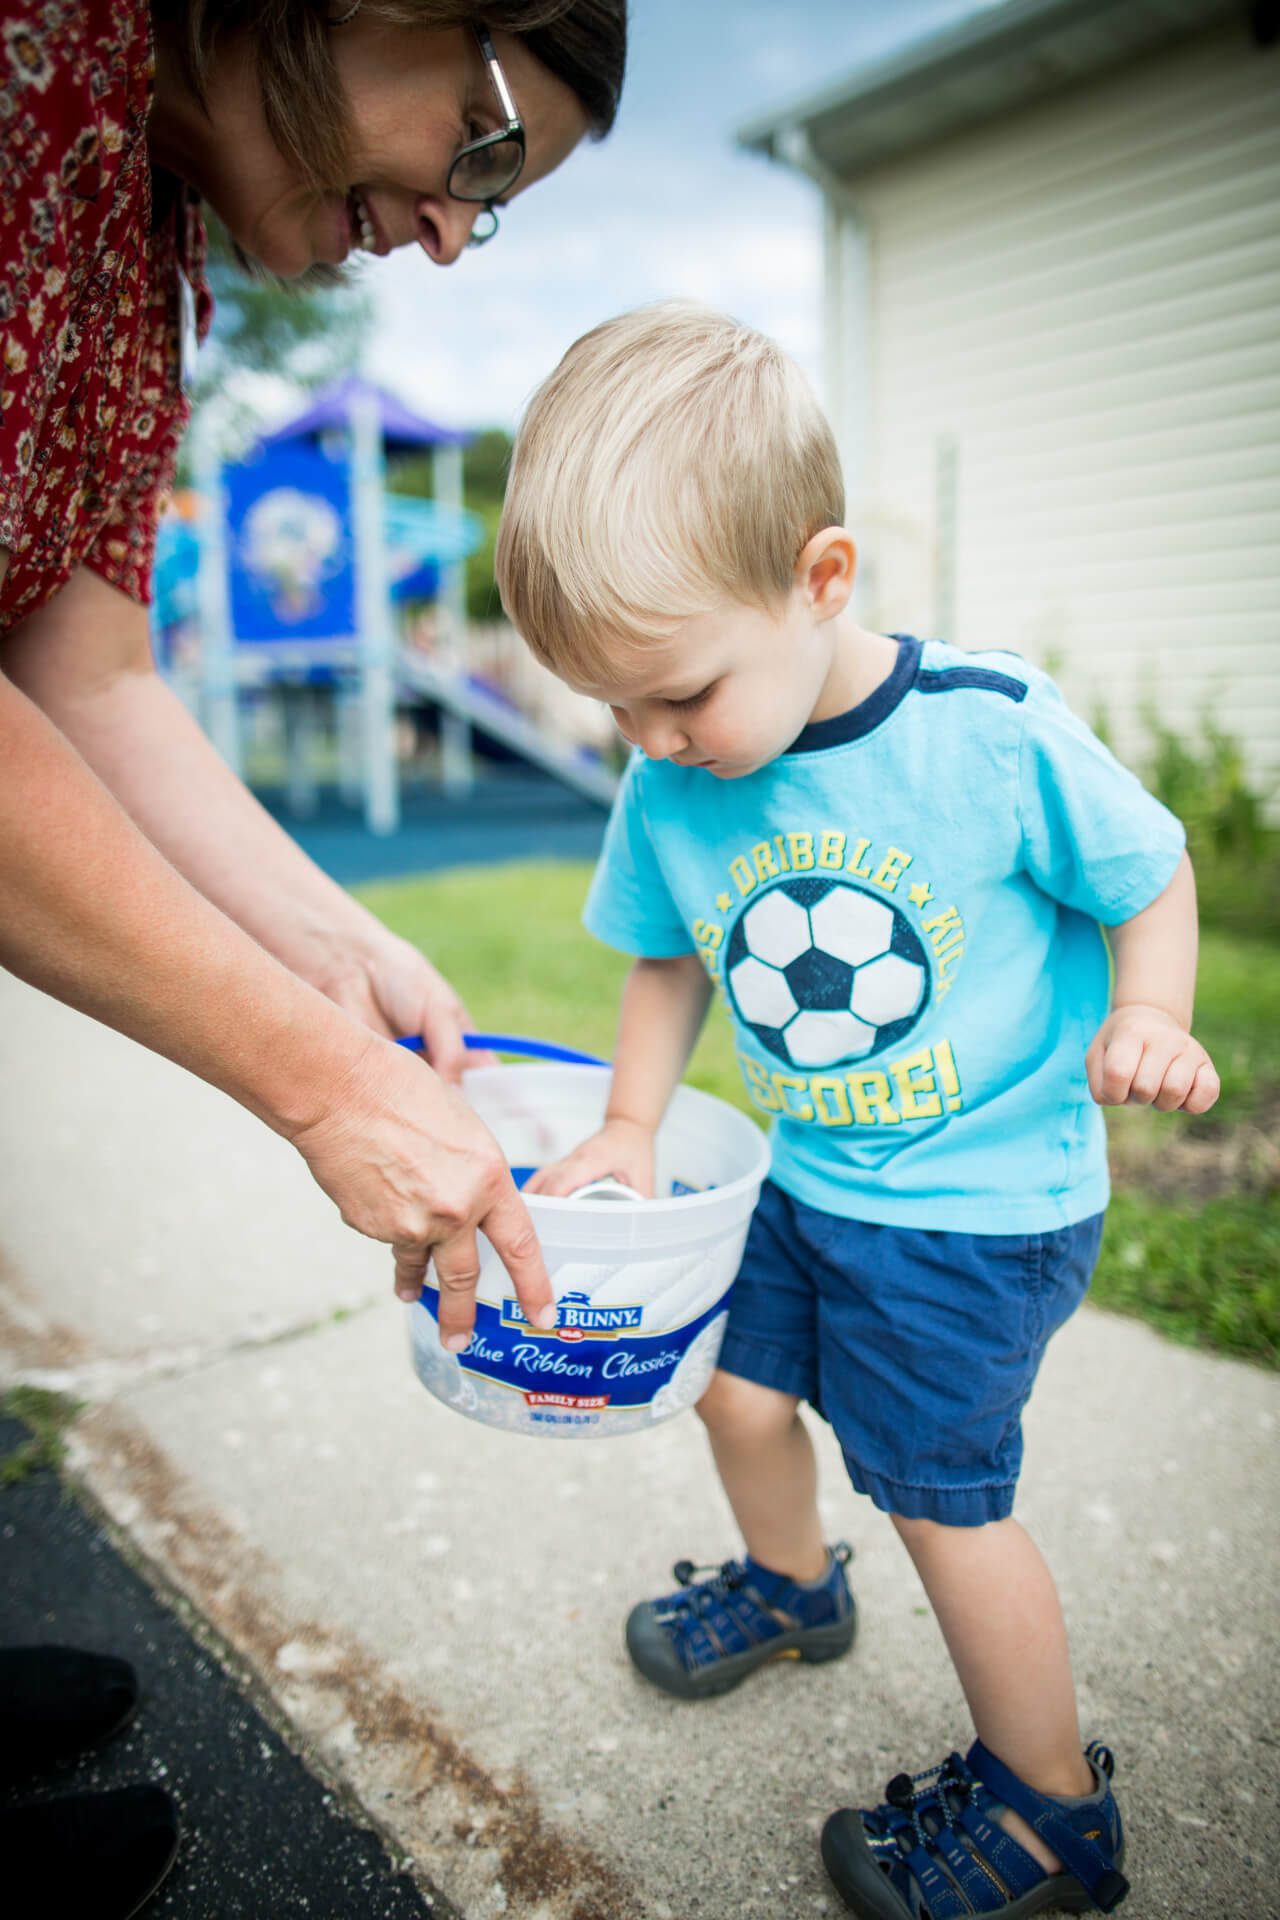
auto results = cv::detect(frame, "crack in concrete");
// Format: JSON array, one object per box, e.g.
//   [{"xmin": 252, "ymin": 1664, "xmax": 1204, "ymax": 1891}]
[{"xmin": 0, "ymin": 1261, "xmax": 383, "ymax": 1403}]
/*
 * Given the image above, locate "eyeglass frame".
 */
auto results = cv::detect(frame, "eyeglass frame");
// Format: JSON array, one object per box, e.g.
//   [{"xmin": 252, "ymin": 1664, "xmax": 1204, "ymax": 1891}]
[{"xmin": 447, "ymin": 25, "xmax": 526, "ymax": 247}]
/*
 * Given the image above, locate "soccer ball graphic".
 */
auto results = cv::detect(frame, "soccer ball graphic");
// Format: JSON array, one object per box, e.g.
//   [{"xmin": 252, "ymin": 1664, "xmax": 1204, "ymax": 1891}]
[{"xmin": 725, "ymin": 877, "xmax": 930, "ymax": 1069}]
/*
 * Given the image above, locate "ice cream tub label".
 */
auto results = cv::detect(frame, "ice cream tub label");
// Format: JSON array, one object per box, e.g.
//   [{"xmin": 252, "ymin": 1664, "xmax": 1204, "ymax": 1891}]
[{"xmin": 406, "ymin": 1051, "xmax": 771, "ymax": 1439}]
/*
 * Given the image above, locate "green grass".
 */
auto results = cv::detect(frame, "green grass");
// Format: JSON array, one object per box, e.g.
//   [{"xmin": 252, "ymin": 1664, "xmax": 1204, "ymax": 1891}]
[
  {"xmin": 1091, "ymin": 1190, "xmax": 1279, "ymax": 1366},
  {"xmin": 359, "ymin": 864, "xmax": 1279, "ymax": 1367},
  {"xmin": 1183, "ymin": 927, "xmax": 1280, "ymax": 1128},
  {"xmin": 357, "ymin": 861, "xmax": 753, "ymax": 1109},
  {"xmin": 0, "ymin": 1385, "xmax": 83, "ymax": 1487},
  {"xmin": 1087, "ymin": 925, "xmax": 1280, "ymax": 1365}
]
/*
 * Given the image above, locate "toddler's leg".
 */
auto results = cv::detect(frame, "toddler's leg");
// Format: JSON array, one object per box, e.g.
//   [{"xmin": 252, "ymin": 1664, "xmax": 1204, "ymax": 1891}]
[
  {"xmin": 816, "ymin": 1215, "xmax": 1125, "ymax": 1912},
  {"xmin": 624, "ymin": 1369, "xmax": 856, "ymax": 1699},
  {"xmin": 698, "ymin": 1368, "xmax": 827, "ymax": 1582},
  {"xmin": 893, "ymin": 1512, "xmax": 1093, "ymax": 1871}
]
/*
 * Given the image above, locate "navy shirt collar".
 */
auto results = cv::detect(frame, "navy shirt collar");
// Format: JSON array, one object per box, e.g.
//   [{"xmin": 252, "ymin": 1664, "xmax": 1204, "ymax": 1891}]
[{"xmin": 786, "ymin": 635, "xmax": 921, "ymax": 754}]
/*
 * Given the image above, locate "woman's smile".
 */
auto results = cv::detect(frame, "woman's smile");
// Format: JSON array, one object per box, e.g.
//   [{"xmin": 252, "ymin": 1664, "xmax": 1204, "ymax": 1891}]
[{"xmin": 152, "ymin": 23, "xmax": 589, "ymax": 278}]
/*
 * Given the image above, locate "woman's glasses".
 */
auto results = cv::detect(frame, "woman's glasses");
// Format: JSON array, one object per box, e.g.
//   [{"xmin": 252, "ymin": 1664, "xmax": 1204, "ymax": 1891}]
[{"xmin": 447, "ymin": 26, "xmax": 525, "ymax": 246}]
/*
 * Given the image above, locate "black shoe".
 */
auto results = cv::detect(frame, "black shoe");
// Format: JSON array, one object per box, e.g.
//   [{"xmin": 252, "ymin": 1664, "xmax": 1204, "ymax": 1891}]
[
  {"xmin": 0, "ymin": 1645, "xmax": 139, "ymax": 1777},
  {"xmin": 0, "ymin": 1783, "xmax": 180, "ymax": 1919}
]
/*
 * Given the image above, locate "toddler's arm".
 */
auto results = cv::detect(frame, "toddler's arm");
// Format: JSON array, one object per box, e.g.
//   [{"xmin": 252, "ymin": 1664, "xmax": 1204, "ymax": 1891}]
[
  {"xmin": 1086, "ymin": 851, "xmax": 1220, "ymax": 1114},
  {"xmin": 526, "ymin": 953, "xmax": 713, "ymax": 1197}
]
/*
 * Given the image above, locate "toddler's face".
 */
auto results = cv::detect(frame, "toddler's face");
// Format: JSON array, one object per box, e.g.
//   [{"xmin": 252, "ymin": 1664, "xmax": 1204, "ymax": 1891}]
[{"xmin": 570, "ymin": 592, "xmax": 839, "ymax": 779}]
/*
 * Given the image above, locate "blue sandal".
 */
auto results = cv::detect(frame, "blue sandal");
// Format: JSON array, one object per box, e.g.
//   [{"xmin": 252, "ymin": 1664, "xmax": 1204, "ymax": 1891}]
[
  {"xmin": 625, "ymin": 1543, "xmax": 856, "ymax": 1699},
  {"xmin": 822, "ymin": 1739, "xmax": 1128, "ymax": 1917}
]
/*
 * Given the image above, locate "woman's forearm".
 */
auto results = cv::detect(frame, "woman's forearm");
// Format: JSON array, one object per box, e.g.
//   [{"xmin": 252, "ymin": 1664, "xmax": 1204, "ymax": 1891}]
[
  {"xmin": 0, "ymin": 666, "xmax": 372, "ymax": 1138},
  {"xmin": 0, "ymin": 664, "xmax": 557, "ymax": 1322},
  {"xmin": 0, "ymin": 563, "xmax": 388, "ymax": 995},
  {"xmin": 42, "ymin": 662, "xmax": 389, "ymax": 994},
  {"xmin": 0, "ymin": 564, "xmax": 485, "ymax": 1078},
  {"xmin": 605, "ymin": 954, "xmax": 714, "ymax": 1132}
]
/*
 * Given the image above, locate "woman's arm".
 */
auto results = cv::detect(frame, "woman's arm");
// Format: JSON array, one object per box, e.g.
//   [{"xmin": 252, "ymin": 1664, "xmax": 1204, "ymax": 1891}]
[
  {"xmin": 0, "ymin": 567, "xmax": 478, "ymax": 1079},
  {"xmin": 1085, "ymin": 851, "xmax": 1220, "ymax": 1114},
  {"xmin": 526, "ymin": 953, "xmax": 713, "ymax": 1196},
  {"xmin": 0, "ymin": 561, "xmax": 552, "ymax": 1342}
]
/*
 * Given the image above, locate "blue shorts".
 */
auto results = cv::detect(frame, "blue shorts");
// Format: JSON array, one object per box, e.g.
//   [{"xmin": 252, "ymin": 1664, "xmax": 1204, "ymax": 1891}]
[{"xmin": 717, "ymin": 1181, "xmax": 1104, "ymax": 1527}]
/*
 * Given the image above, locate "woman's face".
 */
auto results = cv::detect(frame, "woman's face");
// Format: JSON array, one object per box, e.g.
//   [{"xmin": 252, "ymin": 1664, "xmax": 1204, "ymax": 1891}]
[{"xmin": 183, "ymin": 22, "xmax": 590, "ymax": 279}]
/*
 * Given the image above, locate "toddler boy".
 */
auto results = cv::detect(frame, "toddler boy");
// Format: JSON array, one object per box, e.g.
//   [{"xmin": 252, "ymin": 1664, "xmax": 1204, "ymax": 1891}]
[{"xmin": 495, "ymin": 302, "xmax": 1218, "ymax": 1918}]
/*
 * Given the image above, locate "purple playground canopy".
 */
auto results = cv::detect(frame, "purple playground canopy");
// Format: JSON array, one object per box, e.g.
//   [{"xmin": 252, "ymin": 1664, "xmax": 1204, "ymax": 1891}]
[{"xmin": 257, "ymin": 374, "xmax": 469, "ymax": 454}]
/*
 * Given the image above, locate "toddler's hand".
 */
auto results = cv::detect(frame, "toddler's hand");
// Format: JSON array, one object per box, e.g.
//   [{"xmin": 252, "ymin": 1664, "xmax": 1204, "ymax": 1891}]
[
  {"xmin": 1086, "ymin": 1005, "xmax": 1220, "ymax": 1114},
  {"xmin": 524, "ymin": 1117, "xmax": 656, "ymax": 1198}
]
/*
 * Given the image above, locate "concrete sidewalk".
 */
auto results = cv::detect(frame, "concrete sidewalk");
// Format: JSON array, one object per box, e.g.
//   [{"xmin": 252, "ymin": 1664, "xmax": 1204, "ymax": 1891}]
[{"xmin": 1, "ymin": 969, "xmax": 1276, "ymax": 1920}]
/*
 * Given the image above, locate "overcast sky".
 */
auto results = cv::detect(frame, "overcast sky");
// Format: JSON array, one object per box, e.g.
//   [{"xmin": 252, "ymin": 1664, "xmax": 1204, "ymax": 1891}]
[{"xmin": 346, "ymin": 0, "xmax": 1006, "ymax": 432}]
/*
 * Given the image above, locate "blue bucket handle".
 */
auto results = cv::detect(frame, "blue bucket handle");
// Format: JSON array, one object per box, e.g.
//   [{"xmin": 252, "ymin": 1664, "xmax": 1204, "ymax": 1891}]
[{"xmin": 396, "ymin": 1032, "xmax": 608, "ymax": 1068}]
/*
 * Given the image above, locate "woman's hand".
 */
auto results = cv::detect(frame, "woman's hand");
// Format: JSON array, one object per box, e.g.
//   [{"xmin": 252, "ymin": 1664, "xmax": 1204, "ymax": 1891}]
[
  {"xmin": 289, "ymin": 1033, "xmax": 555, "ymax": 1347},
  {"xmin": 1086, "ymin": 1004, "xmax": 1220, "ymax": 1114},
  {"xmin": 315, "ymin": 927, "xmax": 497, "ymax": 1081},
  {"xmin": 524, "ymin": 1117, "xmax": 656, "ymax": 1198}
]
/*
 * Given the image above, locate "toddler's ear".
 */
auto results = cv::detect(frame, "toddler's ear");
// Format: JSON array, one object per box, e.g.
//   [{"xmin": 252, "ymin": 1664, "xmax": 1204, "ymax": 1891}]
[{"xmin": 796, "ymin": 527, "xmax": 857, "ymax": 620}]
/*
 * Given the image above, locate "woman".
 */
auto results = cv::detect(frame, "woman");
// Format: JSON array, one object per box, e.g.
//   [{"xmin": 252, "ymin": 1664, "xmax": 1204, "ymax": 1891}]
[
  {"xmin": 0, "ymin": 1, "xmax": 625, "ymax": 1902},
  {"xmin": 0, "ymin": 0, "xmax": 625, "ymax": 1341}
]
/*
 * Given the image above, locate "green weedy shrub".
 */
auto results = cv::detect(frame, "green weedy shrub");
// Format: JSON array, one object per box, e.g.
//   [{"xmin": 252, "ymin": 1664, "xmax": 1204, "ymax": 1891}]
[
  {"xmin": 1142, "ymin": 703, "xmax": 1266, "ymax": 852},
  {"xmin": 1106, "ymin": 703, "xmax": 1280, "ymax": 941}
]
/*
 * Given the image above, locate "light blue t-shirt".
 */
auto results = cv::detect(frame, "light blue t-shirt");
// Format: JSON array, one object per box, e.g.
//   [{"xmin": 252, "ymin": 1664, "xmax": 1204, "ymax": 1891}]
[{"xmin": 584, "ymin": 637, "xmax": 1186, "ymax": 1233}]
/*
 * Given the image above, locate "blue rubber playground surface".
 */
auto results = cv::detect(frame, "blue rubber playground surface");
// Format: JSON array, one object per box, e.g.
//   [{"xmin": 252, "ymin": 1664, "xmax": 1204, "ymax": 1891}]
[{"xmin": 259, "ymin": 766, "xmax": 608, "ymax": 886}]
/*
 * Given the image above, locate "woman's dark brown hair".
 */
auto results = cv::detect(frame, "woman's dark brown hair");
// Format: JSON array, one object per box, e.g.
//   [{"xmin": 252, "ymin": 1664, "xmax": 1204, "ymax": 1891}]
[{"xmin": 156, "ymin": 2, "xmax": 627, "ymax": 197}]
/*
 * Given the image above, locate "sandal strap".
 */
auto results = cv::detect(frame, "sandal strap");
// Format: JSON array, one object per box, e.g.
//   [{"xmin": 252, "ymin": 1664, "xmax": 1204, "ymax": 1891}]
[
  {"xmin": 968, "ymin": 1741, "xmax": 1129, "ymax": 1913},
  {"xmin": 657, "ymin": 1549, "xmax": 849, "ymax": 1675},
  {"xmin": 868, "ymin": 1755, "xmax": 1048, "ymax": 1915},
  {"xmin": 657, "ymin": 1569, "xmax": 784, "ymax": 1673},
  {"xmin": 691, "ymin": 1591, "xmax": 781, "ymax": 1660},
  {"xmin": 952, "ymin": 1803, "xmax": 1046, "ymax": 1904},
  {"xmin": 897, "ymin": 1840, "xmax": 972, "ymax": 1917},
  {"xmin": 863, "ymin": 1742, "xmax": 1129, "ymax": 1919}
]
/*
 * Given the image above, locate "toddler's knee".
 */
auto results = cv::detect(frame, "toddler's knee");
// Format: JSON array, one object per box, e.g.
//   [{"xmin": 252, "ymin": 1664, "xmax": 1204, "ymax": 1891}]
[
  {"xmin": 696, "ymin": 1368, "xmax": 798, "ymax": 1443},
  {"xmin": 891, "ymin": 1512, "xmax": 943, "ymax": 1546},
  {"xmin": 891, "ymin": 1511, "xmax": 1014, "ymax": 1554}
]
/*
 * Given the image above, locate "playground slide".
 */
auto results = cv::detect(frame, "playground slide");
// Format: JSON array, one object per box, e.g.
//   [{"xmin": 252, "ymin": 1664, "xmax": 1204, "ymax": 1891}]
[{"xmin": 396, "ymin": 648, "xmax": 619, "ymax": 810}]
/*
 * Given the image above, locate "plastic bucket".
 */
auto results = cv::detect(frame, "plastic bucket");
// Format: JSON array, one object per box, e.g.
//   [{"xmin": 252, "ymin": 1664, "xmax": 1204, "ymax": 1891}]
[{"xmin": 405, "ymin": 1036, "xmax": 770, "ymax": 1438}]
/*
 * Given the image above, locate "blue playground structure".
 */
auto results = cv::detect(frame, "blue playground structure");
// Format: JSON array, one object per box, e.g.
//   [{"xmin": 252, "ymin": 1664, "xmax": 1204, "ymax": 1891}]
[{"xmin": 155, "ymin": 376, "xmax": 616, "ymax": 833}]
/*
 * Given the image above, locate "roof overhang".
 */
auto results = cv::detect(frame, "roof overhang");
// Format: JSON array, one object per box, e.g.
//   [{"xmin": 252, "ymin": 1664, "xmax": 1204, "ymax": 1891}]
[{"xmin": 737, "ymin": 0, "xmax": 1250, "ymax": 187}]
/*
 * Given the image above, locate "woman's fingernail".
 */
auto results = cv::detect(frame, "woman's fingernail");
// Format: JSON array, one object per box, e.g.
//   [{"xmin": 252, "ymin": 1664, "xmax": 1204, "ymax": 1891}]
[
  {"xmin": 444, "ymin": 1332, "xmax": 471, "ymax": 1354},
  {"xmin": 533, "ymin": 1304, "xmax": 559, "ymax": 1331}
]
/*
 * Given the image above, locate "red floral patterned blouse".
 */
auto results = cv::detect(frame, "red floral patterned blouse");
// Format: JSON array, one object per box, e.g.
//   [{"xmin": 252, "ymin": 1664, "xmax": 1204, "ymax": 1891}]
[{"xmin": 0, "ymin": 0, "xmax": 212, "ymax": 633}]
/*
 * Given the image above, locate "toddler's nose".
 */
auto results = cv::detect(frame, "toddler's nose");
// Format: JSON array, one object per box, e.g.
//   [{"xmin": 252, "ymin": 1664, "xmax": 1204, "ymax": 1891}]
[{"xmin": 636, "ymin": 716, "xmax": 689, "ymax": 762}]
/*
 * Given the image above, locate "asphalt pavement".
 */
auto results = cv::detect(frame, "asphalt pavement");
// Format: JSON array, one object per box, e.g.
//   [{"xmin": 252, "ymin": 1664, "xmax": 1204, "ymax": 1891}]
[
  {"xmin": 0, "ymin": 1414, "xmax": 440, "ymax": 1919},
  {"xmin": 1, "ymin": 965, "xmax": 1277, "ymax": 1920}
]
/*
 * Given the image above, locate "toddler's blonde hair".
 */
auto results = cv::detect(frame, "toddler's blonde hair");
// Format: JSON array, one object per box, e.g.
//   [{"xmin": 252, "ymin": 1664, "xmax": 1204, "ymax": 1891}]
[{"xmin": 495, "ymin": 302, "xmax": 844, "ymax": 678}]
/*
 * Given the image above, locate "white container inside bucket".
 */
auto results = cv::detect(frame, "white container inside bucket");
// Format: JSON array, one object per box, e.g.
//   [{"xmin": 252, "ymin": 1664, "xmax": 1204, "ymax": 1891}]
[{"xmin": 408, "ymin": 1061, "xmax": 770, "ymax": 1438}]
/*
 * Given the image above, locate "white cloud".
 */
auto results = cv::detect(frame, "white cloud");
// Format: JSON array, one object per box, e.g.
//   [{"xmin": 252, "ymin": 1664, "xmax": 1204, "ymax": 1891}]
[
  {"xmin": 348, "ymin": 1, "xmax": 996, "ymax": 430},
  {"xmin": 361, "ymin": 160, "xmax": 825, "ymax": 428}
]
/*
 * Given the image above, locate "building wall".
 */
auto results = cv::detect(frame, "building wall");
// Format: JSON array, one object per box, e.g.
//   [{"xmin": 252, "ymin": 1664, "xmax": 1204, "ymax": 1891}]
[{"xmin": 835, "ymin": 20, "xmax": 1279, "ymax": 796}]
